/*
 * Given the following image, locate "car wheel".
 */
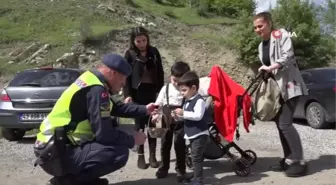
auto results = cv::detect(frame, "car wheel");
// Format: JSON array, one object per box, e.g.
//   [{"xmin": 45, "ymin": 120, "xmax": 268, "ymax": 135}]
[
  {"xmin": 306, "ymin": 102, "xmax": 329, "ymax": 129},
  {"xmin": 1, "ymin": 128, "xmax": 26, "ymax": 141}
]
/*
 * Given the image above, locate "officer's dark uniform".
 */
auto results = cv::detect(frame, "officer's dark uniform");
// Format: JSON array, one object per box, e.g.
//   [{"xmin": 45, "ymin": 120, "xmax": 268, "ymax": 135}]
[
  {"xmin": 34, "ymin": 54, "xmax": 148, "ymax": 185},
  {"xmin": 61, "ymin": 70, "xmax": 147, "ymax": 183}
]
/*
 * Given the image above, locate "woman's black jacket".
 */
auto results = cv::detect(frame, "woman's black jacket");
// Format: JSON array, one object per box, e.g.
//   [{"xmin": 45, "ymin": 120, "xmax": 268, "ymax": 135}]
[{"xmin": 123, "ymin": 46, "xmax": 164, "ymax": 98}]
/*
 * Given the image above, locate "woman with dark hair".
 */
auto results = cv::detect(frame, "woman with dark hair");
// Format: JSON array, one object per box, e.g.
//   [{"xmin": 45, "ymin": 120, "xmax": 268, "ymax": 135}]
[
  {"xmin": 123, "ymin": 26, "xmax": 164, "ymax": 169},
  {"xmin": 253, "ymin": 12, "xmax": 308, "ymax": 177}
]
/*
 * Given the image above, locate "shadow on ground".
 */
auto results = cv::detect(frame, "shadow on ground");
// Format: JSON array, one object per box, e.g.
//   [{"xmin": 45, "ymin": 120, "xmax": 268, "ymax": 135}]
[
  {"xmin": 294, "ymin": 119, "xmax": 336, "ymax": 130},
  {"xmin": 17, "ymin": 135, "xmax": 36, "ymax": 144},
  {"xmin": 110, "ymin": 154, "xmax": 336, "ymax": 185}
]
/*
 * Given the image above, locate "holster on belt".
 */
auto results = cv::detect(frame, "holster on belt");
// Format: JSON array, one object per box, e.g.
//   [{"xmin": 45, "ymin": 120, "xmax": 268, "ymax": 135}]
[{"xmin": 34, "ymin": 126, "xmax": 67, "ymax": 177}]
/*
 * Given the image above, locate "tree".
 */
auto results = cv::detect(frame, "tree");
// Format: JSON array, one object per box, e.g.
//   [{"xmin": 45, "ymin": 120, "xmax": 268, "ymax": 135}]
[
  {"xmin": 271, "ymin": 0, "xmax": 333, "ymax": 69},
  {"xmin": 322, "ymin": 0, "xmax": 336, "ymax": 35}
]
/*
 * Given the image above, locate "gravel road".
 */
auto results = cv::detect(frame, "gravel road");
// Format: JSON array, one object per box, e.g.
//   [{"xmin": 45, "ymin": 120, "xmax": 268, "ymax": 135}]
[{"xmin": 0, "ymin": 120, "xmax": 335, "ymax": 185}]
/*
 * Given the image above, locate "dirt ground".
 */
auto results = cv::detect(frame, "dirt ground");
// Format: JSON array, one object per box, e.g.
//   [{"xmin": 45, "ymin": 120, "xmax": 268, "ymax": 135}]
[{"xmin": 0, "ymin": 121, "xmax": 335, "ymax": 185}]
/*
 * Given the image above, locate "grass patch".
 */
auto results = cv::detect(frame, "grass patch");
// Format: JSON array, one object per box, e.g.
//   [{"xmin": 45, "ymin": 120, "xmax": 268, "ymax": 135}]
[
  {"xmin": 191, "ymin": 32, "xmax": 235, "ymax": 48},
  {"xmin": 0, "ymin": 0, "xmax": 133, "ymax": 76},
  {"xmin": 134, "ymin": 0, "xmax": 236, "ymax": 25},
  {"xmin": 0, "ymin": 0, "xmax": 125, "ymax": 45}
]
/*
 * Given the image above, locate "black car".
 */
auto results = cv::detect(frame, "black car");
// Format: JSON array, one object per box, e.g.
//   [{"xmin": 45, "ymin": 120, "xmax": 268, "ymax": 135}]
[
  {"xmin": 294, "ymin": 67, "xmax": 336, "ymax": 129},
  {"xmin": 0, "ymin": 67, "xmax": 84, "ymax": 141}
]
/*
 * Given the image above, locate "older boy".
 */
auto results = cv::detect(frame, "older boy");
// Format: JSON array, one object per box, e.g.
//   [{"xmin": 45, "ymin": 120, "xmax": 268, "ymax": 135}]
[{"xmin": 153, "ymin": 61, "xmax": 193, "ymax": 184}]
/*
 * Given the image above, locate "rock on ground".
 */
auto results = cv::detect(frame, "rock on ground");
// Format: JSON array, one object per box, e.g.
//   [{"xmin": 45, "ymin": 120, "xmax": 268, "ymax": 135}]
[{"xmin": 0, "ymin": 121, "xmax": 335, "ymax": 185}]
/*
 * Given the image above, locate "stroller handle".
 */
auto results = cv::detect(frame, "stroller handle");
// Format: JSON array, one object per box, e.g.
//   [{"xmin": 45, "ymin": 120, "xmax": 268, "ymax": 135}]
[{"xmin": 242, "ymin": 71, "xmax": 266, "ymax": 97}]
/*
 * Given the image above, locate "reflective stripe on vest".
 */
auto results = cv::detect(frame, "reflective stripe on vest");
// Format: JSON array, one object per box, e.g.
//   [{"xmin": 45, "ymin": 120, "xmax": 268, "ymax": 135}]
[{"xmin": 36, "ymin": 71, "xmax": 113, "ymax": 145}]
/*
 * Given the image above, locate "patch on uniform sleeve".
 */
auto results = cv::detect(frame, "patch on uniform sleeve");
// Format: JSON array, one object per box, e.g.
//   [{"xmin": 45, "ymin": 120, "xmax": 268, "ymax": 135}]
[
  {"xmin": 100, "ymin": 102, "xmax": 110, "ymax": 118},
  {"xmin": 100, "ymin": 102, "xmax": 110, "ymax": 111},
  {"xmin": 101, "ymin": 92, "xmax": 108, "ymax": 98},
  {"xmin": 74, "ymin": 79, "xmax": 87, "ymax": 88}
]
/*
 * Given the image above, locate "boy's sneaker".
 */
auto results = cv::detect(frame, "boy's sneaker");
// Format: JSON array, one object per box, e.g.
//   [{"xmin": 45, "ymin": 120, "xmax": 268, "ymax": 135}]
[
  {"xmin": 177, "ymin": 172, "xmax": 193, "ymax": 184},
  {"xmin": 285, "ymin": 160, "xmax": 308, "ymax": 177}
]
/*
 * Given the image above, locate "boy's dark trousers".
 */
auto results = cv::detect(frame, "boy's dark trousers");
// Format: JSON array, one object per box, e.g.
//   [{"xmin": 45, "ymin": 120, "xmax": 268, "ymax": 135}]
[
  {"xmin": 190, "ymin": 135, "xmax": 209, "ymax": 183},
  {"xmin": 158, "ymin": 120, "xmax": 186, "ymax": 174}
]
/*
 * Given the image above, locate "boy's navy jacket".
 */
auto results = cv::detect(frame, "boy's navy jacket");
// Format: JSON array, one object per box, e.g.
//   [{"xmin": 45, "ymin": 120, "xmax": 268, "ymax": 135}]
[{"xmin": 183, "ymin": 94, "xmax": 208, "ymax": 137}]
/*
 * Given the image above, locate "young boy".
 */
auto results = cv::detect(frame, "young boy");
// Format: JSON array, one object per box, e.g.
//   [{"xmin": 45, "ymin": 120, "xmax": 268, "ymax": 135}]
[
  {"xmin": 153, "ymin": 61, "xmax": 193, "ymax": 184},
  {"xmin": 173, "ymin": 71, "xmax": 209, "ymax": 185}
]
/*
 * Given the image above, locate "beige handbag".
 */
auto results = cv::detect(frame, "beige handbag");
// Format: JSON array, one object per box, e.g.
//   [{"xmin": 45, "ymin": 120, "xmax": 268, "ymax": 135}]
[{"xmin": 253, "ymin": 75, "xmax": 282, "ymax": 121}]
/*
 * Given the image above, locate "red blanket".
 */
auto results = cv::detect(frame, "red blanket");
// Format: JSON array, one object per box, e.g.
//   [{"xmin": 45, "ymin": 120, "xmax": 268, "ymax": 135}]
[{"xmin": 207, "ymin": 65, "xmax": 252, "ymax": 142}]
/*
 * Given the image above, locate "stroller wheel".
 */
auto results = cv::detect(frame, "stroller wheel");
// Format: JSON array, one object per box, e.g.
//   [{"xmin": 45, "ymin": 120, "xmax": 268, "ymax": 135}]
[
  {"xmin": 232, "ymin": 158, "xmax": 251, "ymax": 177},
  {"xmin": 243, "ymin": 150, "xmax": 257, "ymax": 165},
  {"xmin": 186, "ymin": 156, "xmax": 193, "ymax": 170}
]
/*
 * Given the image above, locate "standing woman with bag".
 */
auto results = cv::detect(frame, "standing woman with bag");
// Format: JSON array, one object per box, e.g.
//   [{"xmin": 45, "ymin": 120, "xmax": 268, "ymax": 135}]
[
  {"xmin": 123, "ymin": 26, "xmax": 164, "ymax": 169},
  {"xmin": 253, "ymin": 12, "xmax": 309, "ymax": 177}
]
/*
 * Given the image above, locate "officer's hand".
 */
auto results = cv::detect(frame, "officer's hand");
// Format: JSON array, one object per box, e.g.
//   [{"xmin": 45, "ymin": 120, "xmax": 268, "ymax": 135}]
[
  {"xmin": 151, "ymin": 114, "xmax": 160, "ymax": 123},
  {"xmin": 134, "ymin": 129, "xmax": 147, "ymax": 145},
  {"xmin": 124, "ymin": 97, "xmax": 132, "ymax": 104},
  {"xmin": 146, "ymin": 103, "xmax": 159, "ymax": 115}
]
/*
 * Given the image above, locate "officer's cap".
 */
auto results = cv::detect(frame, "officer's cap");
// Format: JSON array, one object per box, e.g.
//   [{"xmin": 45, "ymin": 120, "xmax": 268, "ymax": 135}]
[{"xmin": 102, "ymin": 53, "xmax": 132, "ymax": 76}]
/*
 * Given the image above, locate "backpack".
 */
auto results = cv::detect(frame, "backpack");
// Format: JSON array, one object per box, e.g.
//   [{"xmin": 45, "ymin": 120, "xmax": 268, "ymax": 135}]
[{"xmin": 253, "ymin": 75, "xmax": 282, "ymax": 121}]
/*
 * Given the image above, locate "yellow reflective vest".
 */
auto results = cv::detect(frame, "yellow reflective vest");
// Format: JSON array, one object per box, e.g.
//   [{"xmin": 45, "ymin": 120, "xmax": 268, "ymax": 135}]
[{"xmin": 36, "ymin": 71, "xmax": 113, "ymax": 145}]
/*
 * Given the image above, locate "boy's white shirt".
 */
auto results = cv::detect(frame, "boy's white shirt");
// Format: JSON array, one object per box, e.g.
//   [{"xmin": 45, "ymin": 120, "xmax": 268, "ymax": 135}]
[
  {"xmin": 155, "ymin": 83, "xmax": 184, "ymax": 107},
  {"xmin": 179, "ymin": 93, "xmax": 209, "ymax": 140},
  {"xmin": 155, "ymin": 85, "xmax": 209, "ymax": 140}
]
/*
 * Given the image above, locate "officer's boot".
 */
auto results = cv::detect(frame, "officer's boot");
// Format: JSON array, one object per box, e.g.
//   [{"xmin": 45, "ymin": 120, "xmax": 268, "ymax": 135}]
[
  {"xmin": 47, "ymin": 177, "xmax": 76, "ymax": 185},
  {"xmin": 137, "ymin": 145, "xmax": 149, "ymax": 169},
  {"xmin": 148, "ymin": 135, "xmax": 159, "ymax": 168}
]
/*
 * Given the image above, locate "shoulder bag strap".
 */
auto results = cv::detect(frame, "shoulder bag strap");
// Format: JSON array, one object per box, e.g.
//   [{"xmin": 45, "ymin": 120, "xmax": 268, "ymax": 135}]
[{"xmin": 165, "ymin": 83, "xmax": 170, "ymax": 107}]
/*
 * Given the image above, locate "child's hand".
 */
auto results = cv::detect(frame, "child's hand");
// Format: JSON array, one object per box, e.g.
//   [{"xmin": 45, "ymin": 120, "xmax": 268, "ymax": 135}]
[{"xmin": 174, "ymin": 108, "xmax": 184, "ymax": 116}]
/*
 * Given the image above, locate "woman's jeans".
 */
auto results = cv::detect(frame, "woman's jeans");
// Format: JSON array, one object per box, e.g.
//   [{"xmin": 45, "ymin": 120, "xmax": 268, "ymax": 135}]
[
  {"xmin": 275, "ymin": 96, "xmax": 303, "ymax": 161},
  {"xmin": 132, "ymin": 83, "xmax": 157, "ymax": 157}
]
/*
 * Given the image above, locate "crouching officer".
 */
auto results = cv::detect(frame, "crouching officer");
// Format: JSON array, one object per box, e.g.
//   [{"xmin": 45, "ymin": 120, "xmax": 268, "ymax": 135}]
[{"xmin": 33, "ymin": 53, "xmax": 159, "ymax": 185}]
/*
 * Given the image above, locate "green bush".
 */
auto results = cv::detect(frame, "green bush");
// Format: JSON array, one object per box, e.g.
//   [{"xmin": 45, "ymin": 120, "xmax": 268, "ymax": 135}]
[
  {"xmin": 197, "ymin": 0, "xmax": 211, "ymax": 17},
  {"xmin": 161, "ymin": 0, "xmax": 255, "ymax": 17},
  {"xmin": 209, "ymin": 0, "xmax": 255, "ymax": 17},
  {"xmin": 229, "ymin": 11, "xmax": 261, "ymax": 66}
]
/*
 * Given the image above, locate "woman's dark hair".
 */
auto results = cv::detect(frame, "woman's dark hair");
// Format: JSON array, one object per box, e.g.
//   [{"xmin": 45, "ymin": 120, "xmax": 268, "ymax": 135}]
[
  {"xmin": 129, "ymin": 26, "xmax": 150, "ymax": 51},
  {"xmin": 178, "ymin": 71, "xmax": 200, "ymax": 90}
]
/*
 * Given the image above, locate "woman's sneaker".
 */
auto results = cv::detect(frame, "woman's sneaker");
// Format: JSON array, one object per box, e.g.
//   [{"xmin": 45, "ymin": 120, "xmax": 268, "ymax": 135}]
[
  {"xmin": 269, "ymin": 158, "xmax": 289, "ymax": 172},
  {"xmin": 285, "ymin": 160, "xmax": 308, "ymax": 177}
]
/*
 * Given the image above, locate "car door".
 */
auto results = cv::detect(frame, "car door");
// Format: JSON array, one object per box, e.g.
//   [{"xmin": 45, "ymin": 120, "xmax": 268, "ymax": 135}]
[{"xmin": 293, "ymin": 71, "xmax": 313, "ymax": 118}]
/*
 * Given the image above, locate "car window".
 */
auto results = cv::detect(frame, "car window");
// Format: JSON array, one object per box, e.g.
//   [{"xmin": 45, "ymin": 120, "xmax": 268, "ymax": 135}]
[
  {"xmin": 320, "ymin": 70, "xmax": 336, "ymax": 82},
  {"xmin": 8, "ymin": 70, "xmax": 80, "ymax": 87},
  {"xmin": 301, "ymin": 72, "xmax": 313, "ymax": 84},
  {"xmin": 312, "ymin": 69, "xmax": 336, "ymax": 83}
]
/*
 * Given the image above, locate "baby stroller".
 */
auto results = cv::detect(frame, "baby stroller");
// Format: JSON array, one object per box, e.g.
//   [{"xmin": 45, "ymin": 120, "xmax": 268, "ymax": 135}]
[{"xmin": 185, "ymin": 69, "xmax": 263, "ymax": 177}]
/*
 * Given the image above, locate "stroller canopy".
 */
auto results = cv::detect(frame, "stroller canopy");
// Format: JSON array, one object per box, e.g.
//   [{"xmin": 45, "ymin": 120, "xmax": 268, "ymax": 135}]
[{"xmin": 205, "ymin": 65, "xmax": 253, "ymax": 142}]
